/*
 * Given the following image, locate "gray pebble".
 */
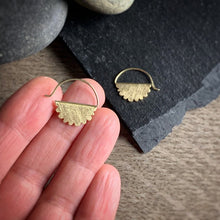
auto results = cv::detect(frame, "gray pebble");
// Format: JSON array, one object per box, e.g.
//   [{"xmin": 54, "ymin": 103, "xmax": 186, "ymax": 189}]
[
  {"xmin": 74, "ymin": 0, "xmax": 134, "ymax": 15},
  {"xmin": 0, "ymin": 0, "xmax": 68, "ymax": 64}
]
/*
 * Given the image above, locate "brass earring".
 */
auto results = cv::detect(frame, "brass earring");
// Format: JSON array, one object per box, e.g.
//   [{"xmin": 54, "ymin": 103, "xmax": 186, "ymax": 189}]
[
  {"xmin": 114, "ymin": 67, "xmax": 160, "ymax": 102},
  {"xmin": 45, "ymin": 79, "xmax": 99, "ymax": 126}
]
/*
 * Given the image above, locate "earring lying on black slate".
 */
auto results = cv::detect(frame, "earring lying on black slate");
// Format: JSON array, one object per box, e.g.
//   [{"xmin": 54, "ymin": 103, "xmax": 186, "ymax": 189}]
[
  {"xmin": 114, "ymin": 67, "xmax": 160, "ymax": 102},
  {"xmin": 45, "ymin": 79, "xmax": 99, "ymax": 126}
]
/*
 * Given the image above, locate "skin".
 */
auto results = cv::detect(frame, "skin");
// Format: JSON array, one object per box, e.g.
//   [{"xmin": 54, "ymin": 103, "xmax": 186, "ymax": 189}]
[{"xmin": 0, "ymin": 77, "xmax": 121, "ymax": 220}]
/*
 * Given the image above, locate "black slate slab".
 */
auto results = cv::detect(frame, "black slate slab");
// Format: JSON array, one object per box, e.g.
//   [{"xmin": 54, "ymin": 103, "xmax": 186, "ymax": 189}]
[{"xmin": 60, "ymin": 0, "xmax": 220, "ymax": 153}]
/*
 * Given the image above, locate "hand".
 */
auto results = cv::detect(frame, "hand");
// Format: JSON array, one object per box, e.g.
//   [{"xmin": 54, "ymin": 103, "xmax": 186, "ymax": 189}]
[{"xmin": 0, "ymin": 77, "xmax": 121, "ymax": 220}]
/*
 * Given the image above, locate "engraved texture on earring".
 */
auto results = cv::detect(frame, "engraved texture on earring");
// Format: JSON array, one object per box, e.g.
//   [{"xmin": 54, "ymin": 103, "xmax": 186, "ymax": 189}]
[
  {"xmin": 45, "ymin": 79, "xmax": 99, "ymax": 126},
  {"xmin": 114, "ymin": 67, "xmax": 160, "ymax": 102}
]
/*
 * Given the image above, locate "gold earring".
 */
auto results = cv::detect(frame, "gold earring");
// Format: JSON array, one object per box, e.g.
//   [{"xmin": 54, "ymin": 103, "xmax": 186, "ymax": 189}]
[
  {"xmin": 114, "ymin": 67, "xmax": 160, "ymax": 102},
  {"xmin": 45, "ymin": 79, "xmax": 99, "ymax": 126}
]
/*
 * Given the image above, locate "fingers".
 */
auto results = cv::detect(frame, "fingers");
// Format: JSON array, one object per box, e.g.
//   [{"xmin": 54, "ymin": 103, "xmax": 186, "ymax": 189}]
[
  {"xmin": 28, "ymin": 108, "xmax": 120, "ymax": 219},
  {"xmin": 0, "ymin": 77, "xmax": 62, "ymax": 181},
  {"xmin": 0, "ymin": 78, "xmax": 105, "ymax": 220},
  {"xmin": 74, "ymin": 164, "xmax": 121, "ymax": 220}
]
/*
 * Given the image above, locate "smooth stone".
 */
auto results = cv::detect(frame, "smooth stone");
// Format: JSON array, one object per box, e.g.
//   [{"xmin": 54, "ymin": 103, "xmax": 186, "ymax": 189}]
[
  {"xmin": 0, "ymin": 0, "xmax": 68, "ymax": 64},
  {"xmin": 74, "ymin": 0, "xmax": 134, "ymax": 15}
]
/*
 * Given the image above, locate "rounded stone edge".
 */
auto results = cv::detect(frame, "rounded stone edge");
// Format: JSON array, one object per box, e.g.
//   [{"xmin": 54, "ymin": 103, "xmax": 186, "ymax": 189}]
[
  {"xmin": 0, "ymin": 1, "xmax": 68, "ymax": 65},
  {"xmin": 74, "ymin": 0, "xmax": 135, "ymax": 15}
]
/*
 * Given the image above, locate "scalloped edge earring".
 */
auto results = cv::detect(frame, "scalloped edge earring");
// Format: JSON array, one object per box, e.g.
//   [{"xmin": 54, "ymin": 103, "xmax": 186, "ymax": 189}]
[
  {"xmin": 114, "ymin": 67, "xmax": 160, "ymax": 102},
  {"xmin": 45, "ymin": 79, "xmax": 99, "ymax": 126}
]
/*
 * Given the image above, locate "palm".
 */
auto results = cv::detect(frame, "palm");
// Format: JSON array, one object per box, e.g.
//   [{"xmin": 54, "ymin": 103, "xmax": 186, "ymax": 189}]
[{"xmin": 0, "ymin": 77, "xmax": 120, "ymax": 220}]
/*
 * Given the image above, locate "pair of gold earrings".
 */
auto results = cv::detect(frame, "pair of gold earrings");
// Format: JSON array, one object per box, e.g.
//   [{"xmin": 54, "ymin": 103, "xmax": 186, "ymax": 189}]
[{"xmin": 45, "ymin": 68, "xmax": 160, "ymax": 126}]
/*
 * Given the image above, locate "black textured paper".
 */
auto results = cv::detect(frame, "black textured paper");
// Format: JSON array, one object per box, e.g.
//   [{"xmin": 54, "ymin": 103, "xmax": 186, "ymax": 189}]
[{"xmin": 60, "ymin": 0, "xmax": 220, "ymax": 152}]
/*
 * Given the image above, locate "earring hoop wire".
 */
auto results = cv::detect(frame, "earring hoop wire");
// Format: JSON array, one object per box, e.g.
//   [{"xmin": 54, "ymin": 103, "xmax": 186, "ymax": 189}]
[
  {"xmin": 114, "ymin": 67, "xmax": 160, "ymax": 91},
  {"xmin": 45, "ymin": 78, "xmax": 99, "ymax": 108}
]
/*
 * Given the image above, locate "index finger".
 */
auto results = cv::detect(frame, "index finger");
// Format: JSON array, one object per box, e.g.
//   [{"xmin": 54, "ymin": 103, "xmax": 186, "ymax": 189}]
[{"xmin": 0, "ymin": 77, "xmax": 62, "ymax": 181}]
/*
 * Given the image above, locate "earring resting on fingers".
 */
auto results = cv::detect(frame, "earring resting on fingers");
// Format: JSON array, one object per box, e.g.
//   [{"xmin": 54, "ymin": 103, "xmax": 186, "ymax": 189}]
[{"xmin": 45, "ymin": 79, "xmax": 99, "ymax": 126}]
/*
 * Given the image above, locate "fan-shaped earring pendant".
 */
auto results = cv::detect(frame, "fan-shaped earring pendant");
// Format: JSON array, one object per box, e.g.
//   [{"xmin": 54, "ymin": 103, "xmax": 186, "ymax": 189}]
[
  {"xmin": 45, "ymin": 79, "xmax": 99, "ymax": 126},
  {"xmin": 114, "ymin": 67, "xmax": 160, "ymax": 102}
]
